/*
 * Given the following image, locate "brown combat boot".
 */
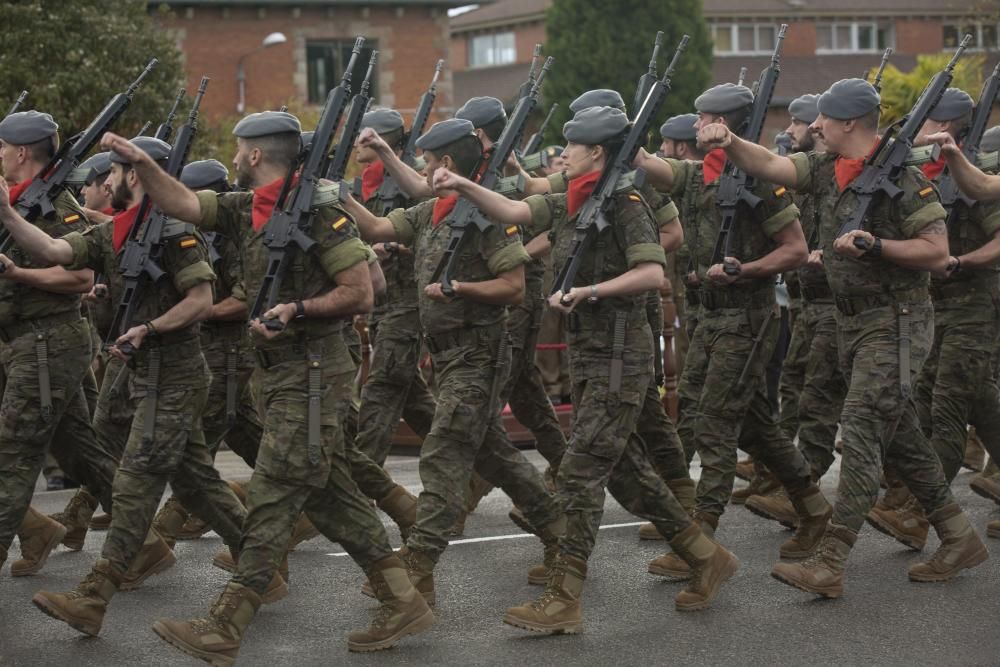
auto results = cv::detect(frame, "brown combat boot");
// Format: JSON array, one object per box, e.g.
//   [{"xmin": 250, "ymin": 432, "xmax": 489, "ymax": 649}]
[
  {"xmin": 12, "ymin": 507, "xmax": 68, "ymax": 576},
  {"xmin": 779, "ymin": 485, "xmax": 833, "ymax": 559},
  {"xmin": 153, "ymin": 582, "xmax": 261, "ymax": 667},
  {"xmin": 745, "ymin": 487, "xmax": 799, "ymax": 530},
  {"xmin": 211, "ymin": 549, "xmax": 288, "ymax": 604},
  {"xmin": 120, "ymin": 531, "xmax": 177, "ymax": 591},
  {"xmin": 347, "ymin": 555, "xmax": 435, "ymax": 652},
  {"xmin": 963, "ymin": 429, "xmax": 987, "ymax": 472},
  {"xmin": 771, "ymin": 522, "xmax": 856, "ymax": 599},
  {"xmin": 867, "ymin": 495, "xmax": 929, "ymax": 551},
  {"xmin": 288, "ymin": 513, "xmax": 320, "ymax": 551},
  {"xmin": 670, "ymin": 523, "xmax": 739, "ymax": 611},
  {"xmin": 49, "ymin": 490, "xmax": 99, "ymax": 551},
  {"xmin": 89, "ymin": 513, "xmax": 111, "ymax": 530},
  {"xmin": 908, "ymin": 503, "xmax": 989, "ymax": 582},
  {"xmin": 734, "ymin": 457, "xmax": 755, "ymax": 482},
  {"xmin": 366, "ymin": 545, "xmax": 436, "ymax": 605},
  {"xmin": 504, "ymin": 554, "xmax": 586, "ymax": 634},
  {"xmin": 32, "ymin": 559, "xmax": 123, "ymax": 636},
  {"xmin": 377, "ymin": 485, "xmax": 418, "ymax": 542},
  {"xmin": 647, "ymin": 512, "xmax": 719, "ymax": 582},
  {"xmin": 988, "ymin": 519, "xmax": 999, "ymax": 539},
  {"xmin": 638, "ymin": 477, "xmax": 696, "ymax": 540},
  {"xmin": 151, "ymin": 497, "xmax": 189, "ymax": 549},
  {"xmin": 526, "ymin": 517, "xmax": 566, "ymax": 586},
  {"xmin": 731, "ymin": 469, "xmax": 780, "ymax": 506},
  {"xmin": 970, "ymin": 460, "xmax": 1000, "ymax": 505}
]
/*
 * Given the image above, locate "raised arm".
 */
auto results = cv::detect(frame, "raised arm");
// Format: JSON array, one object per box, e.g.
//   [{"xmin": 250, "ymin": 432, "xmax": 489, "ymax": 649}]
[
  {"xmin": 699, "ymin": 124, "xmax": 798, "ymax": 188},
  {"xmin": 0, "ymin": 257, "xmax": 94, "ymax": 294},
  {"xmin": 341, "ymin": 194, "xmax": 400, "ymax": 243},
  {"xmin": 100, "ymin": 132, "xmax": 203, "ymax": 224},
  {"xmin": 926, "ymin": 131, "xmax": 1000, "ymax": 201},
  {"xmin": 358, "ymin": 128, "xmax": 433, "ymax": 199},
  {"xmin": 432, "ymin": 168, "xmax": 532, "ymax": 226},
  {"xmin": 0, "ymin": 180, "xmax": 75, "ymax": 265},
  {"xmin": 633, "ymin": 148, "xmax": 677, "ymax": 191}
]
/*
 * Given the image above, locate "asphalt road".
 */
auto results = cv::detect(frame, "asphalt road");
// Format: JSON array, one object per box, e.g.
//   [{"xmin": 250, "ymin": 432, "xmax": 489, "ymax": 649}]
[{"xmin": 2, "ymin": 450, "xmax": 999, "ymax": 667}]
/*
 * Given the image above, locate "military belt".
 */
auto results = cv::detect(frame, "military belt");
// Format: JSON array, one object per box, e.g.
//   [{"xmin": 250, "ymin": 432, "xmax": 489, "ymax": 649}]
[
  {"xmin": 700, "ymin": 286, "xmax": 773, "ymax": 311},
  {"xmin": 566, "ymin": 306, "xmax": 644, "ymax": 335},
  {"xmin": 0, "ymin": 310, "xmax": 81, "ymax": 343},
  {"xmin": 200, "ymin": 321, "xmax": 246, "ymax": 344},
  {"xmin": 929, "ymin": 277, "xmax": 999, "ymax": 302},
  {"xmin": 684, "ymin": 287, "xmax": 701, "ymax": 307},
  {"xmin": 801, "ymin": 283, "xmax": 833, "ymax": 302},
  {"xmin": 834, "ymin": 288, "xmax": 928, "ymax": 317},
  {"xmin": 423, "ymin": 324, "xmax": 496, "ymax": 354},
  {"xmin": 253, "ymin": 333, "xmax": 338, "ymax": 370}
]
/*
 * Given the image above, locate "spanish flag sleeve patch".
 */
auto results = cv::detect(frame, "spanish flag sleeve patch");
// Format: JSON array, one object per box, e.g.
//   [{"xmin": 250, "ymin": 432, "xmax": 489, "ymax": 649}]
[
  {"xmin": 63, "ymin": 213, "xmax": 81, "ymax": 224},
  {"xmin": 331, "ymin": 215, "xmax": 349, "ymax": 232},
  {"xmin": 628, "ymin": 193, "xmax": 642, "ymax": 202},
  {"xmin": 505, "ymin": 225, "xmax": 520, "ymax": 237},
  {"xmin": 179, "ymin": 237, "xmax": 198, "ymax": 249},
  {"xmin": 918, "ymin": 186, "xmax": 935, "ymax": 198},
  {"xmin": 774, "ymin": 187, "xmax": 787, "ymax": 197}
]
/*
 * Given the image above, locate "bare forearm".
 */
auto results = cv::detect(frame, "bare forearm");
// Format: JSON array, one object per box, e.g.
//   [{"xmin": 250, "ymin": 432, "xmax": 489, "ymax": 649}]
[
  {"xmin": 945, "ymin": 150, "xmax": 1000, "ymax": 201},
  {"xmin": 882, "ymin": 235, "xmax": 948, "ymax": 271},
  {"xmin": 724, "ymin": 136, "xmax": 799, "ymax": 188},
  {"xmin": 368, "ymin": 260, "xmax": 386, "ymax": 296},
  {"xmin": 302, "ymin": 283, "xmax": 373, "ymax": 317},
  {"xmin": 379, "ymin": 148, "xmax": 432, "ymax": 198},
  {"xmin": 132, "ymin": 158, "xmax": 203, "ymax": 223},
  {"xmin": 209, "ymin": 296, "xmax": 248, "ymax": 321},
  {"xmin": 659, "ymin": 219, "xmax": 683, "ymax": 254},
  {"xmin": 454, "ymin": 276, "xmax": 524, "ymax": 305},
  {"xmin": 151, "ymin": 283, "xmax": 213, "ymax": 333},
  {"xmin": 343, "ymin": 196, "xmax": 398, "ymax": 243},
  {"xmin": 593, "ymin": 262, "xmax": 663, "ymax": 298},
  {"xmin": 0, "ymin": 209, "xmax": 74, "ymax": 264},
  {"xmin": 7, "ymin": 267, "xmax": 93, "ymax": 294},
  {"xmin": 524, "ymin": 233, "xmax": 551, "ymax": 259},
  {"xmin": 453, "ymin": 179, "xmax": 532, "ymax": 225},
  {"xmin": 740, "ymin": 242, "xmax": 807, "ymax": 279},
  {"xmin": 636, "ymin": 152, "xmax": 675, "ymax": 191},
  {"xmin": 523, "ymin": 175, "xmax": 553, "ymax": 195},
  {"xmin": 956, "ymin": 234, "xmax": 1000, "ymax": 270}
]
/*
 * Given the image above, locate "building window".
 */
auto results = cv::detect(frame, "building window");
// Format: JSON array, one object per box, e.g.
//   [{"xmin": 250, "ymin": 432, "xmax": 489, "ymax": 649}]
[
  {"xmin": 816, "ymin": 21, "xmax": 893, "ymax": 53},
  {"xmin": 711, "ymin": 22, "xmax": 779, "ymax": 56},
  {"xmin": 306, "ymin": 40, "xmax": 378, "ymax": 104},
  {"xmin": 943, "ymin": 21, "xmax": 999, "ymax": 50},
  {"xmin": 468, "ymin": 31, "xmax": 515, "ymax": 67}
]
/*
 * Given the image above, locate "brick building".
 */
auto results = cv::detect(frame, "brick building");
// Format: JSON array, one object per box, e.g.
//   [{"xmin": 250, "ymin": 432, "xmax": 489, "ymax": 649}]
[
  {"xmin": 153, "ymin": 1, "xmax": 465, "ymax": 122},
  {"xmin": 450, "ymin": 0, "xmax": 1000, "ymax": 139}
]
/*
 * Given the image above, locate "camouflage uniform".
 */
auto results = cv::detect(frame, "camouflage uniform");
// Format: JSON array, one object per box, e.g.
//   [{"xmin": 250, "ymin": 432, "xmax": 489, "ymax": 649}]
[
  {"xmin": 912, "ymin": 183, "xmax": 1000, "ymax": 481},
  {"xmin": 62, "ymin": 216, "xmax": 246, "ymax": 573},
  {"xmin": 662, "ymin": 157, "xmax": 813, "ymax": 519},
  {"xmin": 787, "ymin": 151, "xmax": 955, "ymax": 533},
  {"xmin": 196, "ymin": 189, "xmax": 392, "ymax": 593},
  {"xmin": 523, "ymin": 188, "xmax": 692, "ymax": 560},
  {"xmin": 386, "ymin": 199, "xmax": 561, "ymax": 561},
  {"xmin": 0, "ymin": 191, "xmax": 117, "ymax": 551}
]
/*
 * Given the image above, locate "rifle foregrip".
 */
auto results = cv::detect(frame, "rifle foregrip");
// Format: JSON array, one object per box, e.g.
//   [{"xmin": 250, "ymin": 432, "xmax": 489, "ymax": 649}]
[
  {"xmin": 723, "ymin": 260, "xmax": 741, "ymax": 276},
  {"xmin": 261, "ymin": 318, "xmax": 285, "ymax": 332},
  {"xmin": 852, "ymin": 237, "xmax": 872, "ymax": 251}
]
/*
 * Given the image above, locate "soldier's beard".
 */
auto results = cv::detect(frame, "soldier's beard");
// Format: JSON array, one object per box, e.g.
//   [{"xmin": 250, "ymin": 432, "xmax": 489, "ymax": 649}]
[
  {"xmin": 110, "ymin": 180, "xmax": 133, "ymax": 212},
  {"xmin": 235, "ymin": 156, "xmax": 253, "ymax": 189},
  {"xmin": 794, "ymin": 134, "xmax": 815, "ymax": 152}
]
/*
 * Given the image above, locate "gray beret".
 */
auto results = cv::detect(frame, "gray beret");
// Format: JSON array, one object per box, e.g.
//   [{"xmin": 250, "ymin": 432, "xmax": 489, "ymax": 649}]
[
  {"xmin": 0, "ymin": 110, "xmax": 58, "ymax": 145},
  {"xmin": 78, "ymin": 152, "xmax": 112, "ymax": 185},
  {"xmin": 543, "ymin": 144, "xmax": 564, "ymax": 159},
  {"xmin": 181, "ymin": 159, "xmax": 230, "ymax": 189},
  {"xmin": 563, "ymin": 106, "xmax": 629, "ymax": 145},
  {"xmin": 233, "ymin": 111, "xmax": 301, "ymax": 138},
  {"xmin": 109, "ymin": 136, "xmax": 171, "ymax": 164},
  {"xmin": 660, "ymin": 114, "xmax": 698, "ymax": 141},
  {"xmin": 981, "ymin": 126, "xmax": 1000, "ymax": 153},
  {"xmin": 454, "ymin": 96, "xmax": 506, "ymax": 128},
  {"xmin": 818, "ymin": 79, "xmax": 880, "ymax": 120},
  {"xmin": 694, "ymin": 83, "xmax": 754, "ymax": 115},
  {"xmin": 362, "ymin": 108, "xmax": 404, "ymax": 135},
  {"xmin": 929, "ymin": 87, "xmax": 975, "ymax": 122},
  {"xmin": 416, "ymin": 118, "xmax": 476, "ymax": 152},
  {"xmin": 788, "ymin": 94, "xmax": 820, "ymax": 124},
  {"xmin": 569, "ymin": 89, "xmax": 626, "ymax": 113},
  {"xmin": 300, "ymin": 131, "xmax": 314, "ymax": 148}
]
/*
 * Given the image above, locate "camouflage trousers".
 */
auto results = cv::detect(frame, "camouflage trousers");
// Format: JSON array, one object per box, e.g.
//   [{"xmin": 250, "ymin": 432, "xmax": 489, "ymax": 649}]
[
  {"xmin": 638, "ymin": 379, "xmax": 690, "ymax": 484},
  {"xmin": 407, "ymin": 327, "xmax": 561, "ymax": 562},
  {"xmin": 201, "ymin": 330, "xmax": 262, "ymax": 466},
  {"xmin": 100, "ymin": 343, "xmax": 246, "ymax": 573},
  {"xmin": 504, "ymin": 293, "xmax": 566, "ymax": 469},
  {"xmin": 777, "ymin": 301, "xmax": 810, "ymax": 443},
  {"xmin": 355, "ymin": 309, "xmax": 436, "ymax": 466},
  {"xmin": 791, "ymin": 301, "xmax": 847, "ymax": 479},
  {"xmin": 559, "ymin": 319, "xmax": 692, "ymax": 562},
  {"xmin": 0, "ymin": 317, "xmax": 117, "ymax": 549},
  {"xmin": 685, "ymin": 304, "xmax": 812, "ymax": 519},
  {"xmin": 913, "ymin": 293, "xmax": 1000, "ymax": 482},
  {"xmin": 832, "ymin": 300, "xmax": 954, "ymax": 533},
  {"xmin": 676, "ymin": 298, "xmax": 703, "ymax": 462},
  {"xmin": 234, "ymin": 338, "xmax": 392, "ymax": 594}
]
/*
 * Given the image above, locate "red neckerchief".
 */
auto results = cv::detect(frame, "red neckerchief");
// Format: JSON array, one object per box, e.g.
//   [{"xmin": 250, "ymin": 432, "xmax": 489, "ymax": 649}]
[
  {"xmin": 834, "ymin": 138, "xmax": 881, "ymax": 192},
  {"xmin": 432, "ymin": 195, "xmax": 458, "ymax": 227},
  {"xmin": 101, "ymin": 206, "xmax": 116, "ymax": 215},
  {"xmin": 702, "ymin": 149, "xmax": 727, "ymax": 185},
  {"xmin": 921, "ymin": 154, "xmax": 947, "ymax": 181},
  {"xmin": 112, "ymin": 204, "xmax": 142, "ymax": 253},
  {"xmin": 361, "ymin": 161, "xmax": 385, "ymax": 202},
  {"xmin": 475, "ymin": 146, "xmax": 495, "ymax": 182},
  {"xmin": 252, "ymin": 175, "xmax": 295, "ymax": 231},
  {"xmin": 8, "ymin": 179, "xmax": 32, "ymax": 205},
  {"xmin": 566, "ymin": 169, "xmax": 602, "ymax": 218}
]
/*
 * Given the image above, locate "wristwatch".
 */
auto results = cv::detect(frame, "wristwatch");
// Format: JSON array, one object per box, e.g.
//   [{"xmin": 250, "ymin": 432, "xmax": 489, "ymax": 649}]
[
  {"xmin": 294, "ymin": 300, "xmax": 306, "ymax": 319},
  {"xmin": 587, "ymin": 284, "xmax": 599, "ymax": 303},
  {"xmin": 863, "ymin": 237, "xmax": 882, "ymax": 259}
]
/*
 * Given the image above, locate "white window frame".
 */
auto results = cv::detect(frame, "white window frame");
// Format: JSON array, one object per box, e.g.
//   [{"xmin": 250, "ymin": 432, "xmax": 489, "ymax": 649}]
[
  {"xmin": 815, "ymin": 20, "xmax": 893, "ymax": 54},
  {"xmin": 942, "ymin": 21, "xmax": 999, "ymax": 51},
  {"xmin": 468, "ymin": 31, "xmax": 516, "ymax": 68},
  {"xmin": 711, "ymin": 22, "xmax": 779, "ymax": 56}
]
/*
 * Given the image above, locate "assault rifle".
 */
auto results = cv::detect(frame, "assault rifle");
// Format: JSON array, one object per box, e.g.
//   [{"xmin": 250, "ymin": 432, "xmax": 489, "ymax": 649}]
[
  {"xmin": 552, "ymin": 35, "xmax": 689, "ymax": 299},
  {"xmin": 871, "ymin": 48, "xmax": 892, "ymax": 92},
  {"xmin": 109, "ymin": 77, "xmax": 209, "ymax": 351},
  {"xmin": 430, "ymin": 57, "xmax": 555, "ymax": 295},
  {"xmin": 134, "ymin": 121, "xmax": 152, "ymax": 138},
  {"xmin": 322, "ymin": 50, "xmax": 378, "ymax": 205},
  {"xmin": 633, "ymin": 32, "xmax": 664, "ymax": 115},
  {"xmin": 249, "ymin": 37, "xmax": 365, "ymax": 329},
  {"xmin": 517, "ymin": 45, "xmax": 543, "ymax": 100},
  {"xmin": 522, "ymin": 102, "xmax": 558, "ymax": 157},
  {"xmin": 154, "ymin": 88, "xmax": 186, "ymax": 142},
  {"xmin": 710, "ymin": 24, "xmax": 787, "ymax": 275},
  {"xmin": 0, "ymin": 60, "xmax": 157, "ymax": 256},
  {"xmin": 836, "ymin": 35, "xmax": 971, "ymax": 247},
  {"xmin": 370, "ymin": 59, "xmax": 442, "ymax": 215},
  {"xmin": 7, "ymin": 90, "xmax": 28, "ymax": 117},
  {"xmin": 936, "ymin": 62, "xmax": 1000, "ymax": 218}
]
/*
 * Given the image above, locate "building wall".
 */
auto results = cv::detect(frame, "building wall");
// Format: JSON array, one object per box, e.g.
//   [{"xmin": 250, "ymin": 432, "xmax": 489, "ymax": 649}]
[{"xmin": 157, "ymin": 4, "xmax": 454, "ymax": 121}]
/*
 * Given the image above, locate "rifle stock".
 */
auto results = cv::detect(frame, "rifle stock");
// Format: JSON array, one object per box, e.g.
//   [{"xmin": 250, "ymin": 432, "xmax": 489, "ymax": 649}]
[{"xmin": 325, "ymin": 50, "xmax": 378, "ymax": 186}]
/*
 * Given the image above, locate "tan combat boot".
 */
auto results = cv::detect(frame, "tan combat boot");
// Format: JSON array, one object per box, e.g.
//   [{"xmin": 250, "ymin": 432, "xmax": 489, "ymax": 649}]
[
  {"xmin": 670, "ymin": 523, "xmax": 739, "ymax": 611},
  {"xmin": 638, "ymin": 477, "xmax": 696, "ymax": 540},
  {"xmin": 89, "ymin": 513, "xmax": 111, "ymax": 530},
  {"xmin": 963, "ymin": 428, "xmax": 986, "ymax": 472},
  {"xmin": 970, "ymin": 459, "xmax": 1000, "ymax": 505},
  {"xmin": 734, "ymin": 457, "xmax": 755, "ymax": 482},
  {"xmin": 908, "ymin": 503, "xmax": 989, "ymax": 582},
  {"xmin": 377, "ymin": 485, "xmax": 418, "ymax": 542},
  {"xmin": 153, "ymin": 582, "xmax": 261, "ymax": 667},
  {"xmin": 771, "ymin": 522, "xmax": 856, "ymax": 599},
  {"xmin": 347, "ymin": 555, "xmax": 435, "ymax": 652},
  {"xmin": 175, "ymin": 481, "xmax": 247, "ymax": 542},
  {"xmin": 365, "ymin": 545, "xmax": 437, "ymax": 605},
  {"xmin": 504, "ymin": 554, "xmax": 586, "ymax": 634},
  {"xmin": 745, "ymin": 487, "xmax": 799, "ymax": 530},
  {"xmin": 12, "ymin": 507, "xmax": 68, "ymax": 576},
  {"xmin": 988, "ymin": 519, "xmax": 999, "ymax": 539},
  {"xmin": 867, "ymin": 495, "xmax": 929, "ymax": 551},
  {"xmin": 32, "ymin": 559, "xmax": 123, "ymax": 636},
  {"xmin": 151, "ymin": 497, "xmax": 189, "ymax": 549},
  {"xmin": 211, "ymin": 549, "xmax": 288, "ymax": 604},
  {"xmin": 288, "ymin": 513, "xmax": 320, "ymax": 551},
  {"xmin": 779, "ymin": 485, "xmax": 833, "ymax": 559},
  {"xmin": 120, "ymin": 530, "xmax": 177, "ymax": 591},
  {"xmin": 731, "ymin": 469, "xmax": 781, "ymax": 506},
  {"xmin": 647, "ymin": 512, "xmax": 719, "ymax": 581},
  {"xmin": 526, "ymin": 517, "xmax": 566, "ymax": 586},
  {"xmin": 49, "ymin": 490, "xmax": 99, "ymax": 551}
]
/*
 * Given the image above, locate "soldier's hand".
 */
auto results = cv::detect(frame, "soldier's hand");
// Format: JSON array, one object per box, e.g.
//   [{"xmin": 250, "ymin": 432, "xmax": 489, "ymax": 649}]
[
  {"xmin": 100, "ymin": 132, "xmax": 145, "ymax": 163},
  {"xmin": 548, "ymin": 288, "xmax": 581, "ymax": 314},
  {"xmin": 432, "ymin": 167, "xmax": 464, "ymax": 194},
  {"xmin": 250, "ymin": 303, "xmax": 296, "ymax": 339},
  {"xmin": 632, "ymin": 147, "xmax": 652, "ymax": 170},
  {"xmin": 685, "ymin": 270, "xmax": 700, "ymax": 286},
  {"xmin": 82, "ymin": 207, "xmax": 113, "ymax": 225},
  {"xmin": 372, "ymin": 242, "xmax": 390, "ymax": 260},
  {"xmin": 806, "ymin": 249, "xmax": 824, "ymax": 267},
  {"xmin": 934, "ymin": 255, "xmax": 961, "ymax": 278},
  {"xmin": 424, "ymin": 282, "xmax": 454, "ymax": 303},
  {"xmin": 357, "ymin": 127, "xmax": 389, "ymax": 153},
  {"xmin": 834, "ymin": 230, "xmax": 873, "ymax": 258},
  {"xmin": 0, "ymin": 179, "xmax": 11, "ymax": 212},
  {"xmin": 697, "ymin": 124, "xmax": 733, "ymax": 151},
  {"xmin": 0, "ymin": 253, "xmax": 17, "ymax": 278},
  {"xmin": 707, "ymin": 260, "xmax": 741, "ymax": 284},
  {"xmin": 111, "ymin": 325, "xmax": 147, "ymax": 361},
  {"xmin": 924, "ymin": 131, "xmax": 960, "ymax": 156}
]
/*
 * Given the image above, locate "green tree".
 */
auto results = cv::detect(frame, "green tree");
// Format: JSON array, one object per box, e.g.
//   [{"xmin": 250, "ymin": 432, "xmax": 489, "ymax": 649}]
[
  {"xmin": 543, "ymin": 0, "xmax": 711, "ymax": 136},
  {"xmin": 876, "ymin": 53, "xmax": 985, "ymax": 127},
  {"xmin": 0, "ymin": 0, "xmax": 185, "ymax": 141}
]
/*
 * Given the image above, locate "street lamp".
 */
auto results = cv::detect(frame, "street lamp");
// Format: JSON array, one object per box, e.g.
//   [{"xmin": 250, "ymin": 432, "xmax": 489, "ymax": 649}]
[{"xmin": 236, "ymin": 31, "xmax": 288, "ymax": 114}]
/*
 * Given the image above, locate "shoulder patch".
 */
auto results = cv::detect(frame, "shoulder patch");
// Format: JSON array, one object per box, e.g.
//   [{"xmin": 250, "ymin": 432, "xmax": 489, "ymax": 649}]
[
  {"xmin": 918, "ymin": 186, "xmax": 935, "ymax": 198},
  {"xmin": 63, "ymin": 213, "xmax": 81, "ymax": 224},
  {"xmin": 774, "ymin": 186, "xmax": 787, "ymax": 197},
  {"xmin": 179, "ymin": 237, "xmax": 198, "ymax": 249},
  {"xmin": 628, "ymin": 193, "xmax": 642, "ymax": 203},
  {"xmin": 331, "ymin": 215, "xmax": 349, "ymax": 232},
  {"xmin": 505, "ymin": 224, "xmax": 520, "ymax": 237}
]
